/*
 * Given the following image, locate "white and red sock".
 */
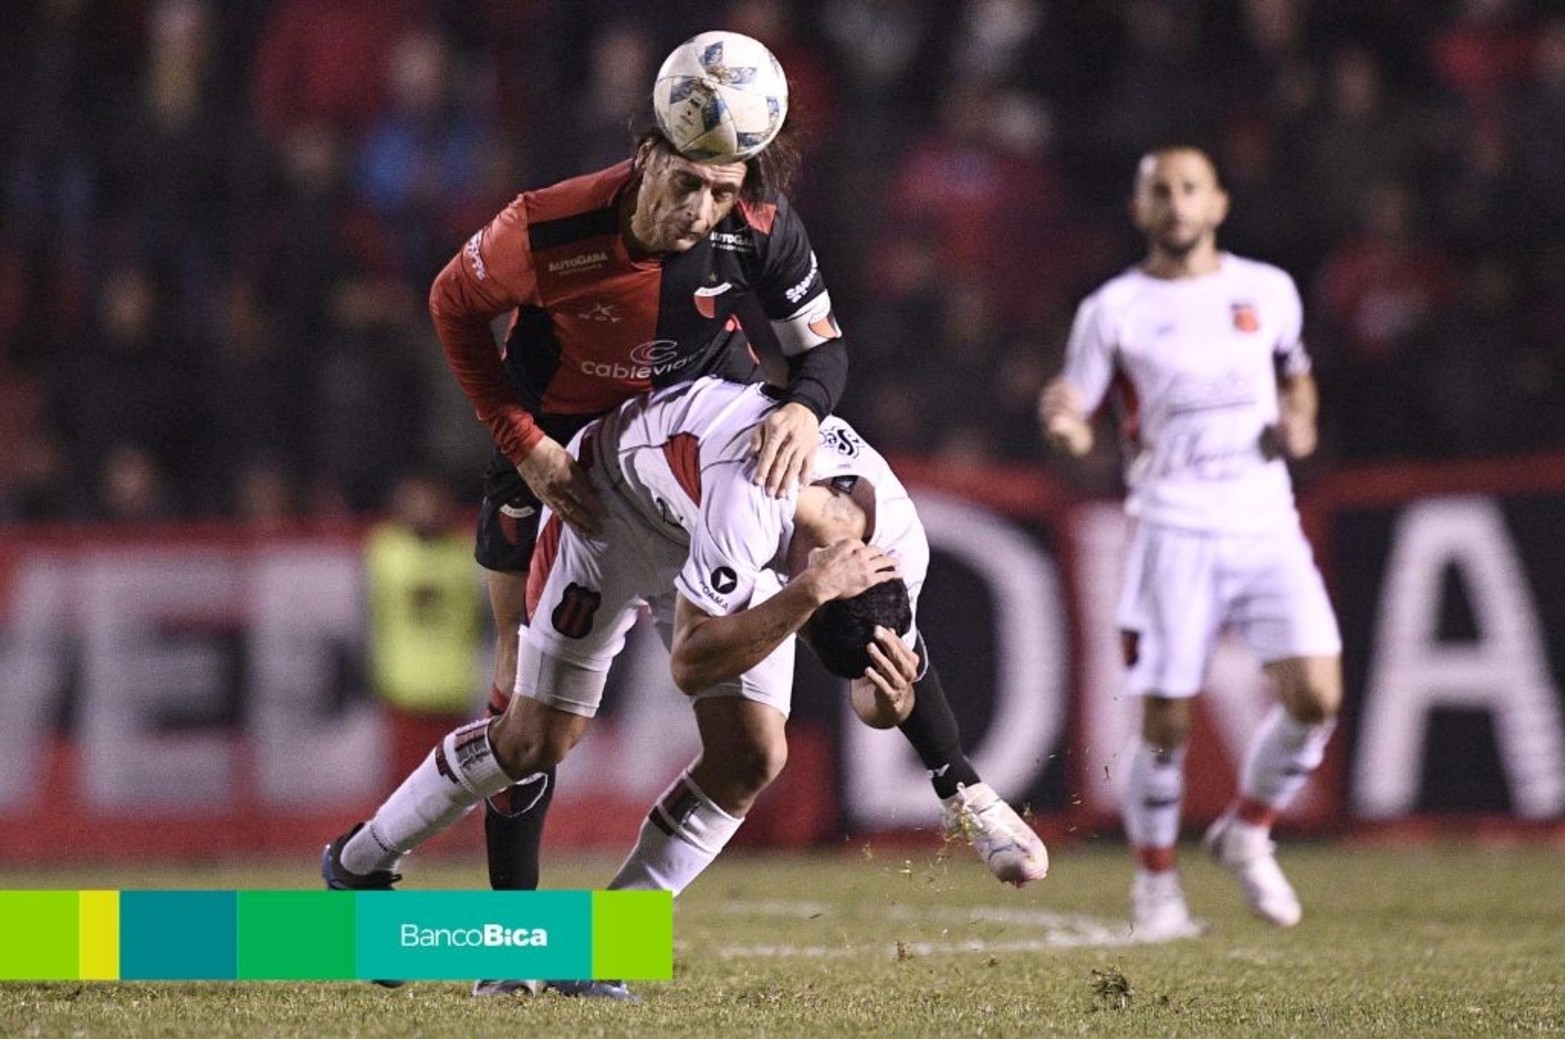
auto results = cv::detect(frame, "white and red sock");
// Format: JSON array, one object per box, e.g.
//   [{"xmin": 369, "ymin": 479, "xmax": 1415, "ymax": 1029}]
[
  {"xmin": 1234, "ymin": 705, "xmax": 1336, "ymax": 830},
  {"xmin": 608, "ymin": 771, "xmax": 743, "ymax": 896},
  {"xmin": 342, "ymin": 719, "xmax": 515, "ymax": 875},
  {"xmin": 1124, "ymin": 739, "xmax": 1187, "ymax": 874}
]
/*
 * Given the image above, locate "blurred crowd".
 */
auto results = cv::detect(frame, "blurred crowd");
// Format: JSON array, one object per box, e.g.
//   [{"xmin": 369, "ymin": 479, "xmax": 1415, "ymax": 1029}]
[{"xmin": 2, "ymin": 0, "xmax": 1561, "ymax": 523}]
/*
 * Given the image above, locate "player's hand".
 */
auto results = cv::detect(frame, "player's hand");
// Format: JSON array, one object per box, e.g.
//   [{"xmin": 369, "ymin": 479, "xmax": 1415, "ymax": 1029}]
[
  {"xmin": 750, "ymin": 402, "xmax": 819, "ymax": 498},
  {"xmin": 516, "ymin": 436, "xmax": 603, "ymax": 535},
  {"xmin": 802, "ymin": 539, "xmax": 900, "ymax": 604},
  {"xmin": 1273, "ymin": 410, "xmax": 1318, "ymax": 459},
  {"xmin": 850, "ymin": 627, "xmax": 919, "ymax": 729},
  {"xmin": 1038, "ymin": 379, "xmax": 1092, "ymax": 457}
]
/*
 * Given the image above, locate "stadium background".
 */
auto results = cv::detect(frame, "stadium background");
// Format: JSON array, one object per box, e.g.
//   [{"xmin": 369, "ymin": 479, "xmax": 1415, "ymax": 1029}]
[{"xmin": 1, "ymin": 0, "xmax": 1562, "ymax": 862}]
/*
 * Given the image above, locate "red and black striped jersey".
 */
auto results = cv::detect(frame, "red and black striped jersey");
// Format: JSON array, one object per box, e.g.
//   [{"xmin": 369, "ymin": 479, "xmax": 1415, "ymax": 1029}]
[{"xmin": 429, "ymin": 159, "xmax": 839, "ymax": 467}]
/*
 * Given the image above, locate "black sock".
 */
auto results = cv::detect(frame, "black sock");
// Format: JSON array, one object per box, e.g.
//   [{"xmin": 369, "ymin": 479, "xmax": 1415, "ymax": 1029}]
[
  {"xmin": 484, "ymin": 766, "xmax": 554, "ymax": 891},
  {"xmin": 898, "ymin": 661, "xmax": 981, "ymax": 799}
]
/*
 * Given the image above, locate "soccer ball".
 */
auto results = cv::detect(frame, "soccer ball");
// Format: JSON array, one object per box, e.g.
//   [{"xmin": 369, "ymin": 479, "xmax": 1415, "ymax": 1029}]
[{"xmin": 653, "ymin": 31, "xmax": 788, "ymax": 164}]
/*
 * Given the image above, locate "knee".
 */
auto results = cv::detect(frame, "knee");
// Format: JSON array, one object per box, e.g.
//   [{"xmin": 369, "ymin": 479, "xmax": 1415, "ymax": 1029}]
[
  {"xmin": 1286, "ymin": 685, "xmax": 1340, "ymax": 726},
  {"xmin": 727, "ymin": 736, "xmax": 789, "ymax": 801},
  {"xmin": 1141, "ymin": 698, "xmax": 1192, "ymax": 755},
  {"xmin": 489, "ymin": 713, "xmax": 575, "ymax": 777}
]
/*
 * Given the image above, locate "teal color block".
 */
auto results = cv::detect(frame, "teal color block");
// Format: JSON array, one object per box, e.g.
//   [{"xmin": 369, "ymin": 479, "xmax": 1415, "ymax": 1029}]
[
  {"xmin": 355, "ymin": 891, "xmax": 592, "ymax": 981},
  {"xmin": 120, "ymin": 891, "xmax": 237, "ymax": 980}
]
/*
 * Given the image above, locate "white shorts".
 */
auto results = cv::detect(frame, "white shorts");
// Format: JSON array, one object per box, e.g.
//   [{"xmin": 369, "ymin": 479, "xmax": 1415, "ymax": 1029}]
[
  {"xmin": 1115, "ymin": 519, "xmax": 1342, "ymax": 698},
  {"xmin": 517, "ymin": 462, "xmax": 795, "ymax": 719}
]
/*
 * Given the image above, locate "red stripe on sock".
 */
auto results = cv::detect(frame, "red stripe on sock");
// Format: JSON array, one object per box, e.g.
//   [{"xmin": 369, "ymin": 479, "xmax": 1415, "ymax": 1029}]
[
  {"xmin": 1135, "ymin": 845, "xmax": 1177, "ymax": 873},
  {"xmin": 1237, "ymin": 798, "xmax": 1279, "ymax": 829},
  {"xmin": 487, "ymin": 686, "xmax": 510, "ymax": 717}
]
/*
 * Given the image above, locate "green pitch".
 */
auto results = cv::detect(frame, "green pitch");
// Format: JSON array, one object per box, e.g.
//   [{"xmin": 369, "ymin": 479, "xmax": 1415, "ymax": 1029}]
[{"xmin": 1, "ymin": 841, "xmax": 1561, "ymax": 1037}]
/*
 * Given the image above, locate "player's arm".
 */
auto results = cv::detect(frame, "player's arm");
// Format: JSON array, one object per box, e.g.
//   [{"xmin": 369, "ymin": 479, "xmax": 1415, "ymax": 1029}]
[
  {"xmin": 747, "ymin": 199, "xmax": 850, "ymax": 497},
  {"xmin": 429, "ymin": 201, "xmax": 602, "ymax": 532},
  {"xmin": 669, "ymin": 540, "xmax": 899, "ymax": 695},
  {"xmin": 1039, "ymin": 377, "xmax": 1094, "ymax": 457},
  {"xmin": 1039, "ymin": 293, "xmax": 1114, "ymax": 458},
  {"xmin": 1274, "ymin": 369, "xmax": 1319, "ymax": 459}
]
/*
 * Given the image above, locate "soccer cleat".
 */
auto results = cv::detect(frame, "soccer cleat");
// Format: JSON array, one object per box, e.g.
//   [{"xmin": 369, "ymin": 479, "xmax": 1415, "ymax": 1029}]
[
  {"xmin": 939, "ymin": 782, "xmax": 1049, "ymax": 887},
  {"xmin": 1203, "ymin": 809, "xmax": 1303, "ymax": 927},
  {"xmin": 545, "ymin": 979, "xmax": 640, "ymax": 1001},
  {"xmin": 1129, "ymin": 869, "xmax": 1206, "ymax": 942},
  {"xmin": 321, "ymin": 823, "xmax": 402, "ymax": 892},
  {"xmin": 471, "ymin": 979, "xmax": 542, "ymax": 997},
  {"xmin": 322, "ymin": 823, "xmax": 405, "ymax": 988},
  {"xmin": 471, "ymin": 978, "xmax": 638, "ymax": 1000}
]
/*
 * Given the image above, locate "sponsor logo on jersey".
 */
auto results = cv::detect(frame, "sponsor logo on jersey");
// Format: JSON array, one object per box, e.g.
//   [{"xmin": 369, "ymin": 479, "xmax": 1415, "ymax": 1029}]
[
  {"xmin": 551, "ymin": 582, "xmax": 602, "ymax": 639},
  {"xmin": 580, "ymin": 340, "xmax": 697, "ymax": 382},
  {"xmin": 693, "ymin": 281, "xmax": 733, "ymax": 319},
  {"xmin": 1231, "ymin": 302, "xmax": 1259, "ymax": 333},
  {"xmin": 710, "ymin": 566, "xmax": 738, "ymax": 594},
  {"xmin": 820, "ymin": 424, "xmax": 863, "ymax": 458},
  {"xmin": 578, "ymin": 301, "xmax": 620, "ymax": 323},
  {"xmin": 464, "ymin": 232, "xmax": 488, "ymax": 280},
  {"xmin": 709, "ymin": 230, "xmax": 755, "ymax": 253},
  {"xmin": 784, "ymin": 251, "xmax": 819, "ymax": 304},
  {"xmin": 547, "ymin": 251, "xmax": 609, "ymax": 275}
]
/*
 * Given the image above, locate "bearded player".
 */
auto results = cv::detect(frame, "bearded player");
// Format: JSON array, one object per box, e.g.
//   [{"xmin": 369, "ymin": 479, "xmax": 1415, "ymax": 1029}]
[
  {"xmin": 1041, "ymin": 146, "xmax": 1342, "ymax": 941},
  {"xmin": 356, "ymin": 33, "xmax": 1022, "ymax": 995}
]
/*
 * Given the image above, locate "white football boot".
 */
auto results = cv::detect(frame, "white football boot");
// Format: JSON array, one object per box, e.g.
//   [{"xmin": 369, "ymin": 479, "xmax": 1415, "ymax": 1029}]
[
  {"xmin": 1203, "ymin": 809, "xmax": 1303, "ymax": 927},
  {"xmin": 1129, "ymin": 869, "xmax": 1206, "ymax": 942},
  {"xmin": 939, "ymin": 782, "xmax": 1049, "ymax": 886}
]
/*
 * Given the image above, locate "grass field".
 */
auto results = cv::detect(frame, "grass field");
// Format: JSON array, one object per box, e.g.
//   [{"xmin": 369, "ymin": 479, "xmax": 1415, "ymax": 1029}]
[{"xmin": 1, "ymin": 840, "xmax": 1562, "ymax": 1038}]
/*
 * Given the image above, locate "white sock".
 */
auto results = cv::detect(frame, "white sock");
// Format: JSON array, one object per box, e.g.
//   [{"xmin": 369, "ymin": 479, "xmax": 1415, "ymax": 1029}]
[
  {"xmin": 607, "ymin": 771, "xmax": 743, "ymax": 896},
  {"xmin": 1239, "ymin": 705, "xmax": 1336, "ymax": 815},
  {"xmin": 1123, "ymin": 739, "xmax": 1187, "ymax": 852},
  {"xmin": 341, "ymin": 719, "xmax": 515, "ymax": 875}
]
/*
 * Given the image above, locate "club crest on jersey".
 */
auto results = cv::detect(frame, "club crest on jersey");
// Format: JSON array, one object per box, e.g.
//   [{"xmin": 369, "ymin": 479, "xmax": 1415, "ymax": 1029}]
[
  {"xmin": 693, "ymin": 282, "xmax": 732, "ymax": 319},
  {"xmin": 820, "ymin": 424, "xmax": 863, "ymax": 458},
  {"xmin": 1231, "ymin": 302, "xmax": 1260, "ymax": 333},
  {"xmin": 552, "ymin": 582, "xmax": 602, "ymax": 639}
]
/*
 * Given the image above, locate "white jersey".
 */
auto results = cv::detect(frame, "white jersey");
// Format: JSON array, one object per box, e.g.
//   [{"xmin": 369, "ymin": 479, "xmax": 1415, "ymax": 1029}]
[
  {"xmin": 1061, "ymin": 253, "xmax": 1311, "ymax": 532},
  {"xmin": 595, "ymin": 376, "xmax": 929, "ymax": 623}
]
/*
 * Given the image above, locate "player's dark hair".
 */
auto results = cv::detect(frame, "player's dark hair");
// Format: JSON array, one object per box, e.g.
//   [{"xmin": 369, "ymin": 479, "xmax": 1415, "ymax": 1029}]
[
  {"xmin": 801, "ymin": 579, "xmax": 913, "ymax": 680},
  {"xmin": 1136, "ymin": 143, "xmax": 1226, "ymax": 190},
  {"xmin": 630, "ymin": 110, "xmax": 803, "ymax": 203}
]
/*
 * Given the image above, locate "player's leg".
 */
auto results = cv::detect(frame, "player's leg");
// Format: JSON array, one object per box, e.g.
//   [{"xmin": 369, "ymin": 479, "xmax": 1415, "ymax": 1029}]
[
  {"xmin": 1205, "ymin": 529, "xmax": 1343, "ymax": 927},
  {"xmin": 482, "ymin": 568, "xmax": 555, "ymax": 894},
  {"xmin": 328, "ymin": 698, "xmax": 588, "ymax": 885},
  {"xmin": 905, "ymin": 654, "xmax": 1047, "ymax": 886},
  {"xmin": 472, "ymin": 458, "xmax": 557, "ymax": 900},
  {"xmin": 609, "ymin": 696, "xmax": 787, "ymax": 895},
  {"xmin": 1117, "ymin": 524, "xmax": 1218, "ymax": 940},
  {"xmin": 610, "ymin": 604, "xmax": 792, "ymax": 897}
]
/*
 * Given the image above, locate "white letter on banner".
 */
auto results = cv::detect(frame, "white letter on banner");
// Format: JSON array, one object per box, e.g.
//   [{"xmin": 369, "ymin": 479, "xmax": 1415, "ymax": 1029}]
[
  {"xmin": 250, "ymin": 545, "xmax": 387, "ymax": 806},
  {"xmin": 0, "ymin": 557, "xmax": 71, "ymax": 809},
  {"xmin": 1353, "ymin": 497, "xmax": 1565, "ymax": 818},
  {"xmin": 78, "ymin": 551, "xmax": 238, "ymax": 806},
  {"xmin": 842, "ymin": 491, "xmax": 1066, "ymax": 827}
]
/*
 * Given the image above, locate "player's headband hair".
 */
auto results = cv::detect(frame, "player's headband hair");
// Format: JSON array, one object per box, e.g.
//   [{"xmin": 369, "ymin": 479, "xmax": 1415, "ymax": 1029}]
[
  {"xmin": 801, "ymin": 579, "xmax": 913, "ymax": 680},
  {"xmin": 630, "ymin": 120, "xmax": 801, "ymax": 204}
]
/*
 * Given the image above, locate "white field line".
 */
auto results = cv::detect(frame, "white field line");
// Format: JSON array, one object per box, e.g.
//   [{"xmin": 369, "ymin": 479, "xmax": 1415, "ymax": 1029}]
[{"xmin": 691, "ymin": 900, "xmax": 1144, "ymax": 959}]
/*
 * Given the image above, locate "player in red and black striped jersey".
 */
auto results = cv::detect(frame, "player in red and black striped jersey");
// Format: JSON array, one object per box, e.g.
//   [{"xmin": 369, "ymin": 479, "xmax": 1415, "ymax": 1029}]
[{"xmin": 426, "ymin": 119, "xmax": 854, "ymax": 941}]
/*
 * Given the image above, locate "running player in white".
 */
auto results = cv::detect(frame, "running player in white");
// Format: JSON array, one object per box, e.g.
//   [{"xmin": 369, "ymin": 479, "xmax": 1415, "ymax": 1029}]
[
  {"xmin": 1040, "ymin": 146, "xmax": 1341, "ymax": 941},
  {"xmin": 327, "ymin": 376, "xmax": 1047, "ymax": 917}
]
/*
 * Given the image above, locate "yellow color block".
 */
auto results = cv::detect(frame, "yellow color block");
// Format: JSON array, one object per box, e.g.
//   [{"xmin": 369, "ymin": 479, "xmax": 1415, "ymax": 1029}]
[{"xmin": 78, "ymin": 891, "xmax": 119, "ymax": 980}]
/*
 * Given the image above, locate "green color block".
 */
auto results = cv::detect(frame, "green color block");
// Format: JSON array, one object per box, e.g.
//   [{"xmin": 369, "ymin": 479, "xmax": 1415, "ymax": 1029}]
[
  {"xmin": 237, "ymin": 891, "xmax": 356, "ymax": 980},
  {"xmin": 591, "ymin": 890, "xmax": 673, "ymax": 980},
  {"xmin": 0, "ymin": 891, "xmax": 78, "ymax": 980}
]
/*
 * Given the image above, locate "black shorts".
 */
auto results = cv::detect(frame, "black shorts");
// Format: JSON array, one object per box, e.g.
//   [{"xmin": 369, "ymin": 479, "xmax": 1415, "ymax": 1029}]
[{"xmin": 473, "ymin": 414, "xmax": 596, "ymax": 573}]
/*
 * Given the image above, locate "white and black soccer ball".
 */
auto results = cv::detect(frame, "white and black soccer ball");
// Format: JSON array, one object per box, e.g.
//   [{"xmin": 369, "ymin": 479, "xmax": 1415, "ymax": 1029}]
[{"xmin": 653, "ymin": 30, "xmax": 788, "ymax": 164}]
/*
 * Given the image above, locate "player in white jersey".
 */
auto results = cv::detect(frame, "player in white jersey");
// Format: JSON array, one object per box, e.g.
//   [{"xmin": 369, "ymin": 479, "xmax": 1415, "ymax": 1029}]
[
  {"xmin": 325, "ymin": 377, "xmax": 1047, "ymax": 925},
  {"xmin": 1040, "ymin": 147, "xmax": 1341, "ymax": 941}
]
